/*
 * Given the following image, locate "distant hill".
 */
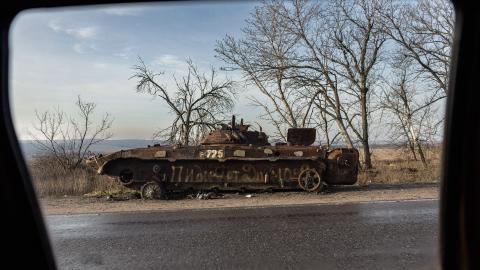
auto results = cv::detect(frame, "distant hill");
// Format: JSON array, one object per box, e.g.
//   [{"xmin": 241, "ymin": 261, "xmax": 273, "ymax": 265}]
[
  {"xmin": 19, "ymin": 139, "xmax": 161, "ymax": 158},
  {"xmin": 19, "ymin": 139, "xmax": 442, "ymax": 159}
]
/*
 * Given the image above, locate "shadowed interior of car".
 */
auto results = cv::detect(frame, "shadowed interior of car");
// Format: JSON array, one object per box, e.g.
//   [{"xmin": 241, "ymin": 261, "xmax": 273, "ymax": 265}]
[{"xmin": 1, "ymin": 0, "xmax": 479, "ymax": 269}]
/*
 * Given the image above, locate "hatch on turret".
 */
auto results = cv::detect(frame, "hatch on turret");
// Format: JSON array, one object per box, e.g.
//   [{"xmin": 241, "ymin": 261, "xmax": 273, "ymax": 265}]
[
  {"xmin": 200, "ymin": 115, "xmax": 269, "ymax": 146},
  {"xmin": 287, "ymin": 128, "xmax": 316, "ymax": 146}
]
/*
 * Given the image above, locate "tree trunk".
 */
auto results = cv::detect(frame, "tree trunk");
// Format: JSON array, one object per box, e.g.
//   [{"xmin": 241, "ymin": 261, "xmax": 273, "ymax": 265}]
[
  {"xmin": 362, "ymin": 139, "xmax": 372, "ymax": 169},
  {"xmin": 336, "ymin": 119, "xmax": 354, "ymax": 148},
  {"xmin": 360, "ymin": 91, "xmax": 372, "ymax": 169},
  {"xmin": 409, "ymin": 140, "xmax": 418, "ymax": 161},
  {"xmin": 415, "ymin": 140, "xmax": 428, "ymax": 167},
  {"xmin": 183, "ymin": 124, "xmax": 190, "ymax": 146},
  {"xmin": 321, "ymin": 108, "xmax": 331, "ymax": 148},
  {"xmin": 397, "ymin": 115, "xmax": 417, "ymax": 161},
  {"xmin": 407, "ymin": 119, "xmax": 427, "ymax": 167},
  {"xmin": 323, "ymin": 126, "xmax": 331, "ymax": 148},
  {"xmin": 331, "ymin": 90, "xmax": 354, "ymax": 149}
]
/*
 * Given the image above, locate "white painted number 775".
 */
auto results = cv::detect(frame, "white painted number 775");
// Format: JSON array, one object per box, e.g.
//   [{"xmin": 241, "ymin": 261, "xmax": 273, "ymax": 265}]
[{"xmin": 204, "ymin": 149, "xmax": 224, "ymax": 158}]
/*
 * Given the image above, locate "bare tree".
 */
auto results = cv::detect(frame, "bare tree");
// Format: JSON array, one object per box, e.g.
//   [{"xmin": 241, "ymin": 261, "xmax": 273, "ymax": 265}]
[
  {"xmin": 216, "ymin": 2, "xmax": 316, "ymax": 141},
  {"xmin": 30, "ymin": 96, "xmax": 113, "ymax": 171},
  {"xmin": 381, "ymin": 0, "xmax": 454, "ymax": 98},
  {"xmin": 132, "ymin": 58, "xmax": 236, "ymax": 145},
  {"xmin": 313, "ymin": 96, "xmax": 342, "ymax": 148},
  {"xmin": 319, "ymin": 0, "xmax": 388, "ymax": 169},
  {"xmin": 375, "ymin": 0, "xmax": 452, "ymax": 165},
  {"xmin": 273, "ymin": 0, "xmax": 356, "ymax": 148},
  {"xmin": 380, "ymin": 63, "xmax": 443, "ymax": 167},
  {"xmin": 216, "ymin": 0, "xmax": 448, "ymax": 169},
  {"xmin": 278, "ymin": 0, "xmax": 387, "ymax": 167},
  {"xmin": 216, "ymin": 0, "xmax": 387, "ymax": 161}
]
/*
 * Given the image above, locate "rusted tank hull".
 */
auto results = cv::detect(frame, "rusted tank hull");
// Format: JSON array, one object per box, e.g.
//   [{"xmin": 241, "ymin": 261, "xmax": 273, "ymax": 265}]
[
  {"xmin": 325, "ymin": 148, "xmax": 359, "ymax": 185},
  {"xmin": 86, "ymin": 120, "xmax": 360, "ymax": 196},
  {"xmin": 86, "ymin": 120, "xmax": 360, "ymax": 198},
  {"xmin": 97, "ymin": 147, "xmax": 358, "ymax": 192}
]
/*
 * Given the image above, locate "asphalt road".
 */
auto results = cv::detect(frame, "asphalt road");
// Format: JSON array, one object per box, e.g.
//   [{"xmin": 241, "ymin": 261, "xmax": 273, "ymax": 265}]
[{"xmin": 46, "ymin": 200, "xmax": 439, "ymax": 270}]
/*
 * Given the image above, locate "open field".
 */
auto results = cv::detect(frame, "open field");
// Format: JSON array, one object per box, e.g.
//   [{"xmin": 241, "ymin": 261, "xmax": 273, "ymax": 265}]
[{"xmin": 359, "ymin": 147, "xmax": 440, "ymax": 185}]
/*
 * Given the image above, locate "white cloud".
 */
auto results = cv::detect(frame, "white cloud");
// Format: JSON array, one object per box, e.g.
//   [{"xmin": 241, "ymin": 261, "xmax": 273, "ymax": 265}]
[
  {"xmin": 73, "ymin": 42, "xmax": 98, "ymax": 54},
  {"xmin": 67, "ymin": 26, "xmax": 97, "ymax": 39},
  {"xmin": 48, "ymin": 19, "xmax": 99, "ymax": 54},
  {"xmin": 153, "ymin": 54, "xmax": 184, "ymax": 67},
  {"xmin": 48, "ymin": 19, "xmax": 98, "ymax": 39},
  {"xmin": 47, "ymin": 19, "xmax": 62, "ymax": 32},
  {"xmin": 153, "ymin": 54, "xmax": 183, "ymax": 66},
  {"xmin": 151, "ymin": 54, "xmax": 191, "ymax": 76},
  {"xmin": 102, "ymin": 7, "xmax": 145, "ymax": 16}
]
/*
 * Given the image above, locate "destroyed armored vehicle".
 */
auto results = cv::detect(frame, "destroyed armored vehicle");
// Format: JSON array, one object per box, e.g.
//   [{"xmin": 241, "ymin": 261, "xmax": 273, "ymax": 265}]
[{"xmin": 86, "ymin": 116, "xmax": 359, "ymax": 199}]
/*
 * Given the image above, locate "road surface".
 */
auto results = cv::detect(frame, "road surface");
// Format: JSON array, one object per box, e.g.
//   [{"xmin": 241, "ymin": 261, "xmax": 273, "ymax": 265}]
[{"xmin": 46, "ymin": 200, "xmax": 439, "ymax": 269}]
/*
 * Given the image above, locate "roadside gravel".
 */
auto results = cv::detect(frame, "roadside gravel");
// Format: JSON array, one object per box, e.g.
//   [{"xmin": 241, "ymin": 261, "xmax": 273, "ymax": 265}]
[{"xmin": 40, "ymin": 183, "xmax": 439, "ymax": 215}]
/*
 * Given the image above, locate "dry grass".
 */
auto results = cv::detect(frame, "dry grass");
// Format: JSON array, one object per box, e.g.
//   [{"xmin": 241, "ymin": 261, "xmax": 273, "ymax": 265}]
[
  {"xmin": 358, "ymin": 146, "xmax": 441, "ymax": 185},
  {"xmin": 28, "ymin": 155, "xmax": 130, "ymax": 198}
]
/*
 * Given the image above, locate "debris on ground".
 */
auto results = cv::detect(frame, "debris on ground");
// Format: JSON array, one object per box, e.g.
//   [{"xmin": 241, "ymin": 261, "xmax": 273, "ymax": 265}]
[
  {"xmin": 188, "ymin": 191, "xmax": 225, "ymax": 200},
  {"xmin": 84, "ymin": 190, "xmax": 140, "ymax": 201},
  {"xmin": 245, "ymin": 194, "xmax": 254, "ymax": 198},
  {"xmin": 105, "ymin": 193, "xmax": 140, "ymax": 201}
]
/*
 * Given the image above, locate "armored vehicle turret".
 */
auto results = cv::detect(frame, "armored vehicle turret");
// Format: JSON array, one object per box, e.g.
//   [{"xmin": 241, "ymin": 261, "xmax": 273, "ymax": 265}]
[{"xmin": 86, "ymin": 116, "xmax": 359, "ymax": 199}]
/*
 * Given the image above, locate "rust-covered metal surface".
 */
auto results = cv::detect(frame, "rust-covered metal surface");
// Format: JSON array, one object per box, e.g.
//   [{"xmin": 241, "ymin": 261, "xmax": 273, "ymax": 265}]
[
  {"xmin": 86, "ymin": 117, "xmax": 359, "ymax": 198},
  {"xmin": 287, "ymin": 128, "xmax": 316, "ymax": 146}
]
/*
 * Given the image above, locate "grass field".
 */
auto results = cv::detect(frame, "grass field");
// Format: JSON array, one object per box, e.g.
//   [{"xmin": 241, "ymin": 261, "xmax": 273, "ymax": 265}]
[{"xmin": 357, "ymin": 146, "xmax": 441, "ymax": 185}]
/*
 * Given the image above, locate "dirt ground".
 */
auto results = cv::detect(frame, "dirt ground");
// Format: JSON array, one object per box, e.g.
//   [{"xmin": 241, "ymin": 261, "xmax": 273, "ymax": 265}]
[{"xmin": 40, "ymin": 183, "xmax": 439, "ymax": 215}]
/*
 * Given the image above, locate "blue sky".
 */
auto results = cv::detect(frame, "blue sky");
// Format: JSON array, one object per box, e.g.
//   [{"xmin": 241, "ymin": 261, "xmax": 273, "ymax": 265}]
[{"xmin": 10, "ymin": 2, "xmax": 261, "ymax": 139}]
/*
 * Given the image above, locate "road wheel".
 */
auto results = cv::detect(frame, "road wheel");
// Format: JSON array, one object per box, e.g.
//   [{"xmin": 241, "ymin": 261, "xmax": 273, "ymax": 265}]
[
  {"xmin": 118, "ymin": 169, "xmax": 134, "ymax": 185},
  {"xmin": 140, "ymin": 182, "xmax": 165, "ymax": 200},
  {"xmin": 298, "ymin": 168, "xmax": 323, "ymax": 192}
]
